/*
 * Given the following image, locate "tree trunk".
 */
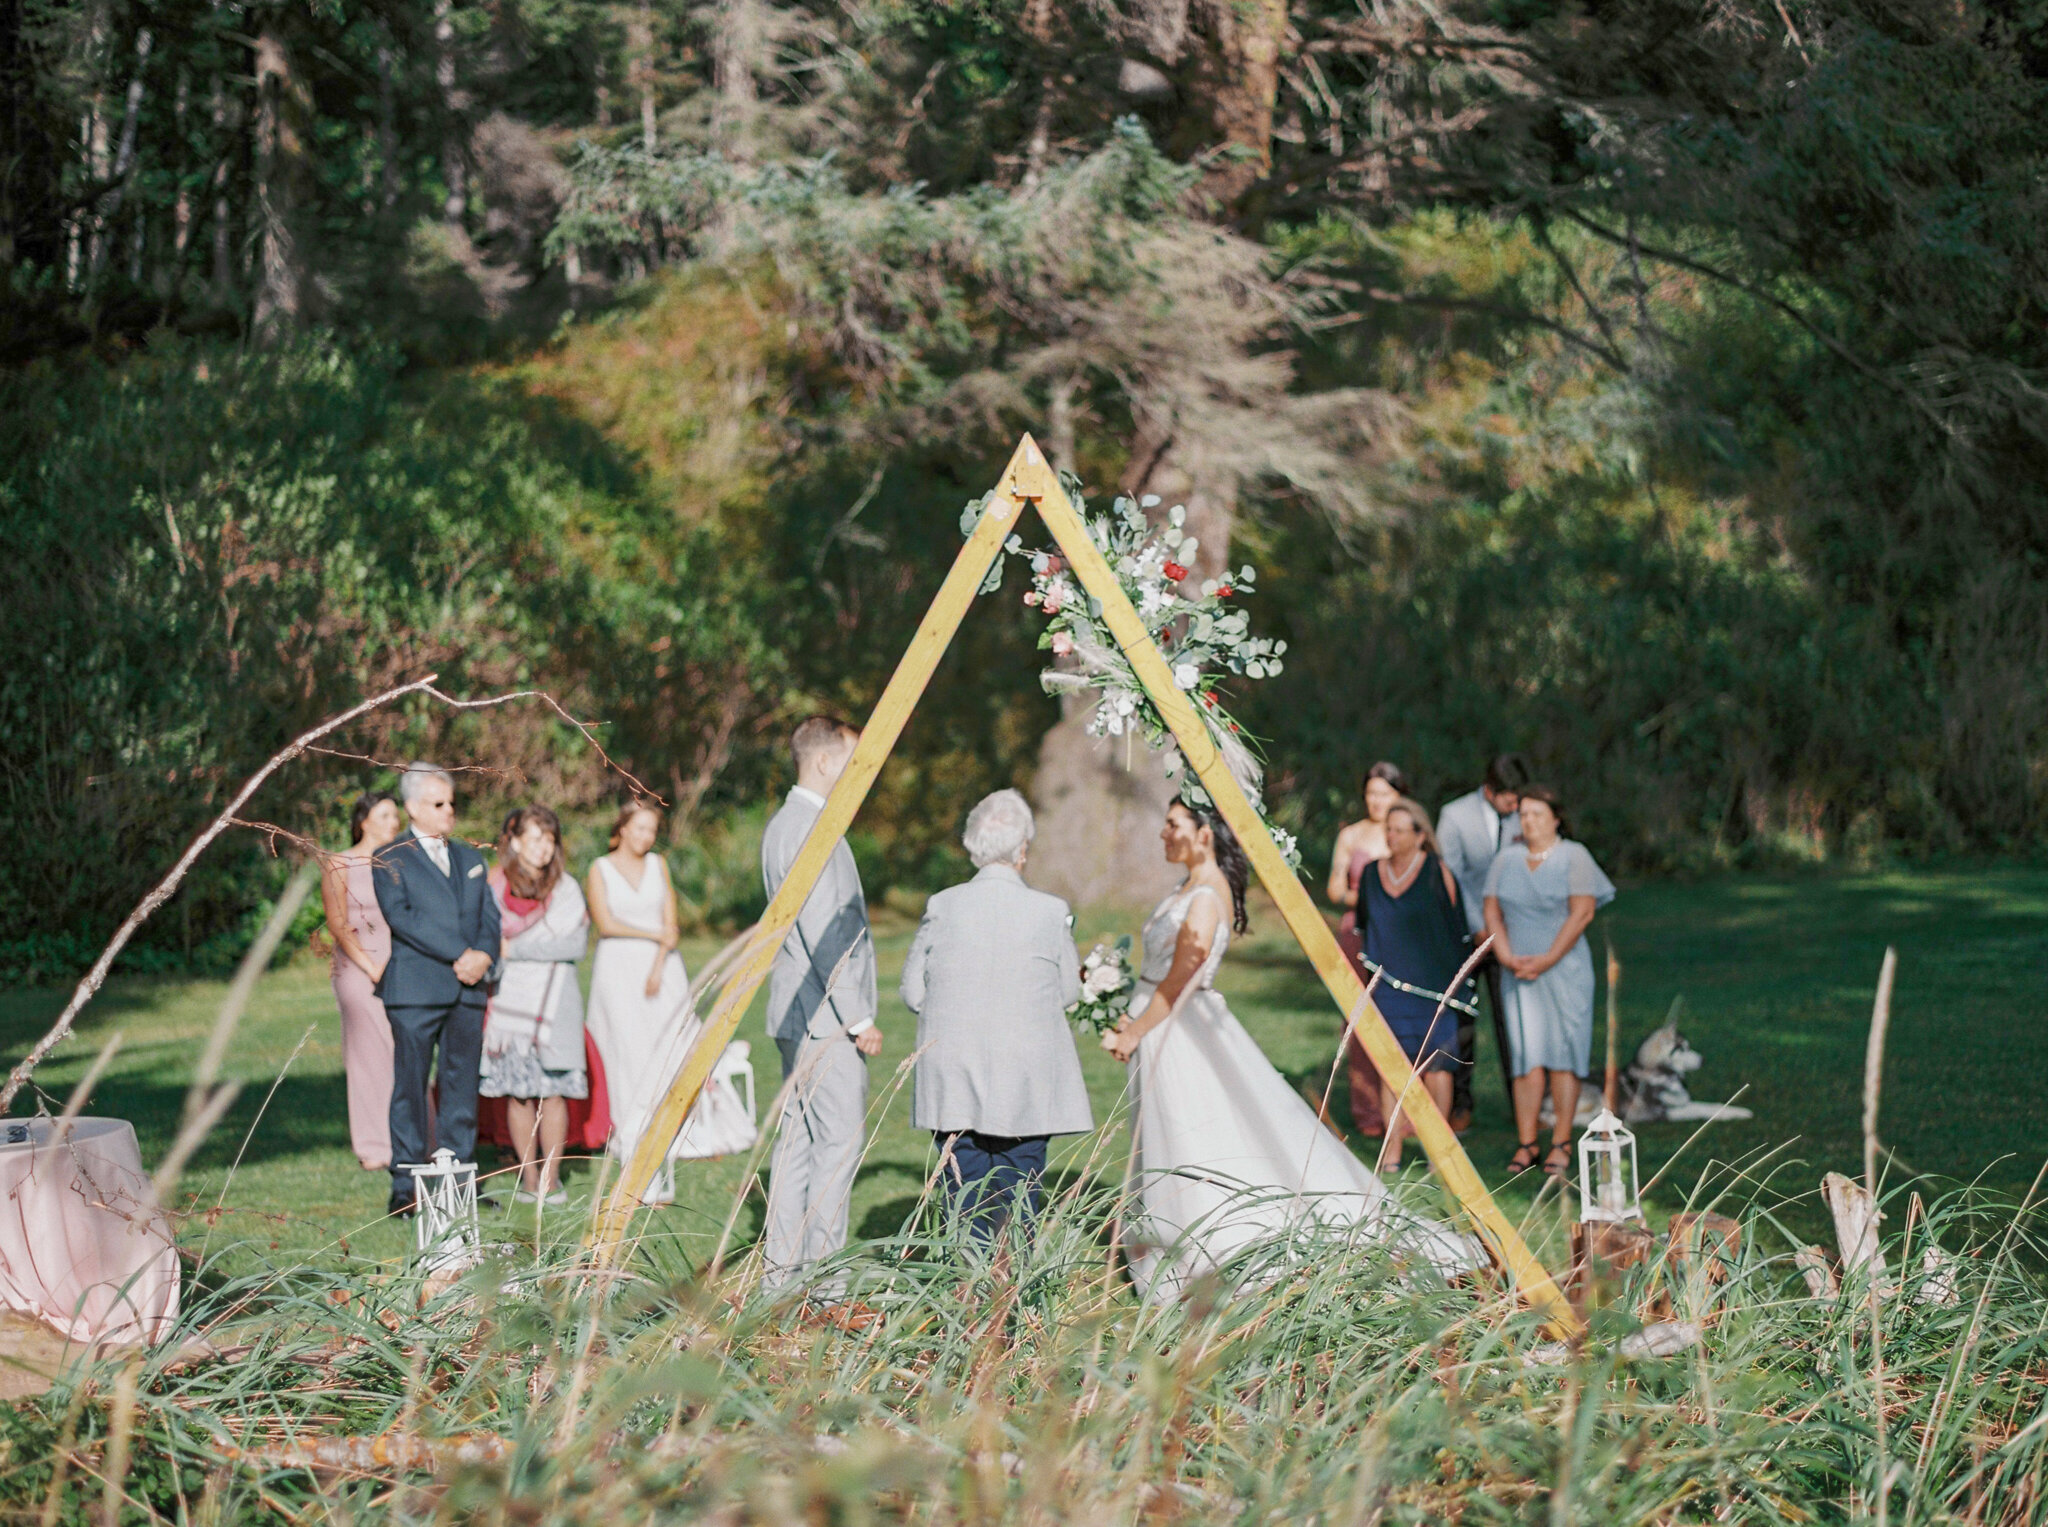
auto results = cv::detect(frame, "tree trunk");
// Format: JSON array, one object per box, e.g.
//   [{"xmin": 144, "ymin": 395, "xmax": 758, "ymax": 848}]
[
  {"xmin": 376, "ymin": 37, "xmax": 400, "ymax": 211},
  {"xmin": 1026, "ymin": 423, "xmax": 1241, "ymax": 906},
  {"xmin": 711, "ymin": 0, "xmax": 761, "ymax": 161},
  {"xmin": 1027, "ymin": 0, "xmax": 1285, "ymax": 901},
  {"xmin": 89, "ymin": 26, "xmax": 152, "ymax": 282},
  {"xmin": 251, "ymin": 24, "xmax": 309, "ymax": 340},
  {"xmin": 209, "ymin": 76, "xmax": 235, "ymax": 304},
  {"xmin": 1183, "ymin": 0, "xmax": 1286, "ymax": 209},
  {"xmin": 628, "ymin": 0, "xmax": 657, "ymax": 155},
  {"xmin": 435, "ymin": 0, "xmax": 467, "ymax": 225},
  {"xmin": 1019, "ymin": 0, "xmax": 1057, "ymax": 188}
]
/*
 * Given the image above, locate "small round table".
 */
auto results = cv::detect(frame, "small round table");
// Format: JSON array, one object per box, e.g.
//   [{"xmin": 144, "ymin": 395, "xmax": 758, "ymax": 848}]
[{"xmin": 0, "ymin": 1117, "xmax": 180, "ymax": 1345}]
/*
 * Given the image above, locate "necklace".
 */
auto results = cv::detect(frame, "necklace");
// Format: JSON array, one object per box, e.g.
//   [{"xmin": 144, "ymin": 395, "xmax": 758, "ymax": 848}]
[
  {"xmin": 1526, "ymin": 841, "xmax": 1559, "ymax": 866},
  {"xmin": 1383, "ymin": 850, "xmax": 1422, "ymax": 891}
]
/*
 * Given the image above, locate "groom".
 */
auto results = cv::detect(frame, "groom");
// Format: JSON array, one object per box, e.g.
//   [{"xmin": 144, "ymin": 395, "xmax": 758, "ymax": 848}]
[
  {"xmin": 372, "ymin": 761, "xmax": 500, "ymax": 1218},
  {"xmin": 899, "ymin": 789, "xmax": 1089, "ymax": 1241},
  {"xmin": 760, "ymin": 717, "xmax": 882, "ymax": 1297}
]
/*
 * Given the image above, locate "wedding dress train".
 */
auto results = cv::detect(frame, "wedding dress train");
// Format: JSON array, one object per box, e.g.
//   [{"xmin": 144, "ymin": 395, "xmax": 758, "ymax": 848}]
[{"xmin": 1125, "ymin": 884, "xmax": 1483, "ymax": 1302}]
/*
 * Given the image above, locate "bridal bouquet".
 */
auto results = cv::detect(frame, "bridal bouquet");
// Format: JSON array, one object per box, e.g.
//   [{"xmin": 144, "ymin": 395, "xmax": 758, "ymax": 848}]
[
  {"xmin": 1068, "ymin": 936, "xmax": 1136, "ymax": 1036},
  {"xmin": 964, "ymin": 474, "xmax": 1302, "ymax": 869}
]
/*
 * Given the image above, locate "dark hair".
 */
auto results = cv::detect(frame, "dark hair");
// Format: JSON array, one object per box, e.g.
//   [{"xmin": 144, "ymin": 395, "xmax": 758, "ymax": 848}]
[
  {"xmin": 349, "ymin": 792, "xmax": 399, "ymax": 847},
  {"xmin": 1484, "ymin": 753, "xmax": 1533, "ymax": 795},
  {"xmin": 499, "ymin": 805, "xmax": 565, "ymax": 901},
  {"xmin": 1361, "ymin": 760, "xmax": 1408, "ymax": 799},
  {"xmin": 1517, "ymin": 783, "xmax": 1569, "ymax": 838},
  {"xmin": 1170, "ymin": 801, "xmax": 1252, "ymax": 934},
  {"xmin": 791, "ymin": 715, "xmax": 857, "ymax": 772},
  {"xmin": 608, "ymin": 799, "xmax": 662, "ymax": 849}
]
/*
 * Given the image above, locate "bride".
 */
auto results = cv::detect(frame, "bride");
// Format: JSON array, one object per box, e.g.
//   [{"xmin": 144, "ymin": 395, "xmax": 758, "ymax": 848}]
[{"xmin": 1104, "ymin": 801, "xmax": 1482, "ymax": 1301}]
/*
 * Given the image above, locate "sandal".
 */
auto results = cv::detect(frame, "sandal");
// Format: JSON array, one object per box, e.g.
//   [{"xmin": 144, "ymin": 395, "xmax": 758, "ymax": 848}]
[
  {"xmin": 1543, "ymin": 1142, "xmax": 1571, "ymax": 1180},
  {"xmin": 1508, "ymin": 1140, "xmax": 1541, "ymax": 1174}
]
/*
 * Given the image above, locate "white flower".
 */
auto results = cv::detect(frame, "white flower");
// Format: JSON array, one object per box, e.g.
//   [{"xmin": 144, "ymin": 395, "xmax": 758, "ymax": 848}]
[{"xmin": 1173, "ymin": 663, "xmax": 1200, "ymax": 689}]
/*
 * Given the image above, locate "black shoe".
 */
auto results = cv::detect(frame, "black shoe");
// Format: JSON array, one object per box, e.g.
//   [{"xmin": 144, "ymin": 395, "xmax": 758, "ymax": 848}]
[
  {"xmin": 477, "ymin": 1194, "xmax": 503, "ymax": 1211},
  {"xmin": 387, "ymin": 1192, "xmax": 417, "ymax": 1219}
]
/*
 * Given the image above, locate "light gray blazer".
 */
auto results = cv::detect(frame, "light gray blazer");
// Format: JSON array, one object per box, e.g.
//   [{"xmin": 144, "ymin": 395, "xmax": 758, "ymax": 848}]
[
  {"xmin": 762, "ymin": 788, "xmax": 877, "ymax": 1042},
  {"xmin": 899, "ymin": 863, "xmax": 1091, "ymax": 1138},
  {"xmin": 1438, "ymin": 788, "xmax": 1522, "ymax": 935}
]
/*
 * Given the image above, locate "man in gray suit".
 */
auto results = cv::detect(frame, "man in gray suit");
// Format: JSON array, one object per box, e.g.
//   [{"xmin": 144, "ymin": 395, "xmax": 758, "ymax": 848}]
[
  {"xmin": 760, "ymin": 716, "xmax": 881, "ymax": 1296},
  {"xmin": 899, "ymin": 790, "xmax": 1088, "ymax": 1241},
  {"xmin": 372, "ymin": 762, "xmax": 501, "ymax": 1219},
  {"xmin": 1436, "ymin": 752, "xmax": 1530, "ymax": 1123}
]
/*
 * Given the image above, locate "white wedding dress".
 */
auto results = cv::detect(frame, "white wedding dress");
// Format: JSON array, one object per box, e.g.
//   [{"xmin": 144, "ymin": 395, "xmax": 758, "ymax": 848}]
[
  {"xmin": 1125, "ymin": 883, "xmax": 1483, "ymax": 1302},
  {"xmin": 587, "ymin": 858, "xmax": 757, "ymax": 1202}
]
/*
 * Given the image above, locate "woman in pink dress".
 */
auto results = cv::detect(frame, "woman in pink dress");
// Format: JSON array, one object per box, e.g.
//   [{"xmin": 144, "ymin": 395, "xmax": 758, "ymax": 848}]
[
  {"xmin": 320, "ymin": 791, "xmax": 403, "ymax": 1170},
  {"xmin": 1323, "ymin": 761, "xmax": 1406, "ymax": 1137}
]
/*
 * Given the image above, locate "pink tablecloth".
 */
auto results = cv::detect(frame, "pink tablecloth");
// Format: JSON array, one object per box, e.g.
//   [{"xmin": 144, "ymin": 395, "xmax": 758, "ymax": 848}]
[{"xmin": 0, "ymin": 1117, "xmax": 181, "ymax": 1345}]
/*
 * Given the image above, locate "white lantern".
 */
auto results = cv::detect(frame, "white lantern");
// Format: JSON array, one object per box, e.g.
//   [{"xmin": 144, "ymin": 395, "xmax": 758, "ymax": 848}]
[
  {"xmin": 403, "ymin": 1148, "xmax": 481, "ymax": 1272},
  {"xmin": 1577, "ymin": 1107, "xmax": 1642, "ymax": 1224}
]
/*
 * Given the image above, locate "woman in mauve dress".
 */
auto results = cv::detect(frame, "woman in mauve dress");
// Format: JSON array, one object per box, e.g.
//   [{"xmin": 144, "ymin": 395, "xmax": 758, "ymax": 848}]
[
  {"xmin": 320, "ymin": 792, "xmax": 403, "ymax": 1170},
  {"xmin": 1324, "ymin": 761, "xmax": 1407, "ymax": 1136}
]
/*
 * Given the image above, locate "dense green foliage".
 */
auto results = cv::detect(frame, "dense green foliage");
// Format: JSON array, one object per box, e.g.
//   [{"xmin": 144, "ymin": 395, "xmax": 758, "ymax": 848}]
[
  {"xmin": 4, "ymin": 0, "xmax": 2047, "ymax": 967},
  {"xmin": 0, "ymin": 335, "xmax": 767, "ymax": 975}
]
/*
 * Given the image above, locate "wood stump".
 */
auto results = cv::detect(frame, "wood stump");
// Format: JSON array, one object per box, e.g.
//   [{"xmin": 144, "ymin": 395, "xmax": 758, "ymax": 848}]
[{"xmin": 1568, "ymin": 1220, "xmax": 1657, "ymax": 1314}]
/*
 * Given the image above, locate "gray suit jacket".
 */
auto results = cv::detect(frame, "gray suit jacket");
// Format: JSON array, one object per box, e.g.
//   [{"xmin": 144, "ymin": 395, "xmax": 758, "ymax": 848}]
[
  {"xmin": 1437, "ymin": 788, "xmax": 1521, "ymax": 935},
  {"xmin": 761, "ymin": 788, "xmax": 878, "ymax": 1042},
  {"xmin": 899, "ymin": 863, "xmax": 1091, "ymax": 1137}
]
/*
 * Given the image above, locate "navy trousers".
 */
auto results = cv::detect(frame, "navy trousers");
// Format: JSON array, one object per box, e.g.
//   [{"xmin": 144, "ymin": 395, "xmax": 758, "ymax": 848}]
[
  {"xmin": 935, "ymin": 1130, "xmax": 1048, "ymax": 1242},
  {"xmin": 386, "ymin": 1001, "xmax": 483, "ymax": 1197}
]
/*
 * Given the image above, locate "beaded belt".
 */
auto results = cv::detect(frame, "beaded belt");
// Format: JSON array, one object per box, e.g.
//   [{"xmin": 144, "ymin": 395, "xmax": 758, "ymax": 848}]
[{"xmin": 1358, "ymin": 960, "xmax": 1479, "ymax": 1019}]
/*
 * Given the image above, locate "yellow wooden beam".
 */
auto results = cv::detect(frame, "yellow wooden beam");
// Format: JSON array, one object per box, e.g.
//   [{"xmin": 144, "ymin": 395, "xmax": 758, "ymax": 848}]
[
  {"xmin": 1015, "ymin": 441, "xmax": 1581, "ymax": 1338},
  {"xmin": 588, "ymin": 438, "xmax": 1040, "ymax": 1265}
]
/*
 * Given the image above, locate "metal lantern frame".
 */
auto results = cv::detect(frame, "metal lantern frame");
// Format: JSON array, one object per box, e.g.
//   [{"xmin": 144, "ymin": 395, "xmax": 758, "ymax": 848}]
[
  {"xmin": 1577, "ymin": 1107, "xmax": 1642, "ymax": 1224},
  {"xmin": 403, "ymin": 1148, "xmax": 481, "ymax": 1271}
]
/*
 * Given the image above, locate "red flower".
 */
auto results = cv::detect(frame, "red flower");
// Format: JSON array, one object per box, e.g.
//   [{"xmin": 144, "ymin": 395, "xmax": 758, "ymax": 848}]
[
  {"xmin": 1215, "ymin": 584, "xmax": 1233, "ymax": 598},
  {"xmin": 1163, "ymin": 561, "xmax": 1188, "ymax": 582},
  {"xmin": 1201, "ymin": 692, "xmax": 1217, "ymax": 707}
]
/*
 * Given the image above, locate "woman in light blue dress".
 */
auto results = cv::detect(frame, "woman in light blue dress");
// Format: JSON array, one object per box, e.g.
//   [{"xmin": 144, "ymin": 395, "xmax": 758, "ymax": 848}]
[{"xmin": 1482, "ymin": 785, "xmax": 1616, "ymax": 1180}]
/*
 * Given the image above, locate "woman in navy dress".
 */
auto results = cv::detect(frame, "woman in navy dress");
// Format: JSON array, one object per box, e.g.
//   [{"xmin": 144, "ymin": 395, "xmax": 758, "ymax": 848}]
[{"xmin": 1356, "ymin": 799, "xmax": 1476, "ymax": 1172}]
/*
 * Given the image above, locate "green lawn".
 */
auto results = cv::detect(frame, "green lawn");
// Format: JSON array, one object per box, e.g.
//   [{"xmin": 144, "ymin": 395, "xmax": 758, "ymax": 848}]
[{"xmin": 3, "ymin": 863, "xmax": 2043, "ymax": 1281}]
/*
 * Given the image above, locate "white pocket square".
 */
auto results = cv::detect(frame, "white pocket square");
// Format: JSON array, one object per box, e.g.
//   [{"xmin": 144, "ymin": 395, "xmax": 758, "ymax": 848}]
[{"xmin": 467, "ymin": 863, "xmax": 484, "ymax": 878}]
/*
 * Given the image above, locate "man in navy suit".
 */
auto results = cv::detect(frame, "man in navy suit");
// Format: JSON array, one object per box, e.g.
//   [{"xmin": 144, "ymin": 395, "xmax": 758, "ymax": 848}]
[{"xmin": 372, "ymin": 762, "xmax": 501, "ymax": 1217}]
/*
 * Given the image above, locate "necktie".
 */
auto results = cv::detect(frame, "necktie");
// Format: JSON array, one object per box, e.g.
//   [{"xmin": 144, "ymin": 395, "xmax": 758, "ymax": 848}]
[{"xmin": 422, "ymin": 837, "xmax": 450, "ymax": 876}]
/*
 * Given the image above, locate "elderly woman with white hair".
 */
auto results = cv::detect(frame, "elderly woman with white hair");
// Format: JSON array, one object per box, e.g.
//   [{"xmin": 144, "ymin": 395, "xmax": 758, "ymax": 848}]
[{"xmin": 899, "ymin": 789, "xmax": 1090, "ymax": 1241}]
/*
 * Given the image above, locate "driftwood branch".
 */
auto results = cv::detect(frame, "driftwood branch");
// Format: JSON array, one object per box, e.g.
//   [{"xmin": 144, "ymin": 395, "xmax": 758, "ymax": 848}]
[{"xmin": 0, "ymin": 677, "xmax": 655, "ymax": 1115}]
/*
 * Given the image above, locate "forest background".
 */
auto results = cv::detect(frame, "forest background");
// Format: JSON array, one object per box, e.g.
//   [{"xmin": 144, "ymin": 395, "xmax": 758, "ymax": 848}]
[{"xmin": 3, "ymin": 0, "xmax": 2045, "ymax": 978}]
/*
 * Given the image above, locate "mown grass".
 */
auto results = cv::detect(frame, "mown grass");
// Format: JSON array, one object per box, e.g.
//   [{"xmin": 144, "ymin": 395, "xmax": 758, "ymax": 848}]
[
  {"xmin": 2, "ymin": 863, "xmax": 2044, "ymax": 1274},
  {"xmin": 2, "ymin": 863, "xmax": 2046, "ymax": 1522}
]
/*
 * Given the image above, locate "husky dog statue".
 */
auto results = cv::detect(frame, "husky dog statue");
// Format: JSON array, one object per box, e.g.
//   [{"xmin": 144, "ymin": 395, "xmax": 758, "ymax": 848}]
[{"xmin": 1540, "ymin": 1016, "xmax": 1755, "ymax": 1127}]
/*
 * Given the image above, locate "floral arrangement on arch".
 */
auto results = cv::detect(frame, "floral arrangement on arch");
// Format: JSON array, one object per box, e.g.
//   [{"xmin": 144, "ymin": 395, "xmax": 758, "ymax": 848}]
[{"xmin": 961, "ymin": 477, "xmax": 1301, "ymax": 869}]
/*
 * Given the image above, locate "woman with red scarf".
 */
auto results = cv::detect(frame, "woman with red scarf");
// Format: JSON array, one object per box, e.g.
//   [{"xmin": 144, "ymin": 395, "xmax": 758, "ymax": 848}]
[{"xmin": 481, "ymin": 805, "xmax": 593, "ymax": 1205}]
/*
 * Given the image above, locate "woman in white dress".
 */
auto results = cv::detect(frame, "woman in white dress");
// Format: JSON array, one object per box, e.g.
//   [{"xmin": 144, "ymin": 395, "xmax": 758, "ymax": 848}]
[
  {"xmin": 1104, "ymin": 802, "xmax": 1480, "ymax": 1302},
  {"xmin": 585, "ymin": 802, "xmax": 756, "ymax": 1204}
]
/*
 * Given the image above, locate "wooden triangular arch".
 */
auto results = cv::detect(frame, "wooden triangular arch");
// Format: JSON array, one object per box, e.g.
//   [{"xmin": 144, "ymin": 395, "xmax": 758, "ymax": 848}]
[{"xmin": 591, "ymin": 434, "xmax": 1578, "ymax": 1335}]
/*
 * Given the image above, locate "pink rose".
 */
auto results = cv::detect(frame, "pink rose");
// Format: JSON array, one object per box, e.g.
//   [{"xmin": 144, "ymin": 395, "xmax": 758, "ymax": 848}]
[
  {"xmin": 1051, "ymin": 631, "xmax": 1074, "ymax": 657},
  {"xmin": 1024, "ymin": 590, "xmax": 1041, "ymax": 607},
  {"xmin": 1042, "ymin": 587, "xmax": 1064, "ymax": 614}
]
